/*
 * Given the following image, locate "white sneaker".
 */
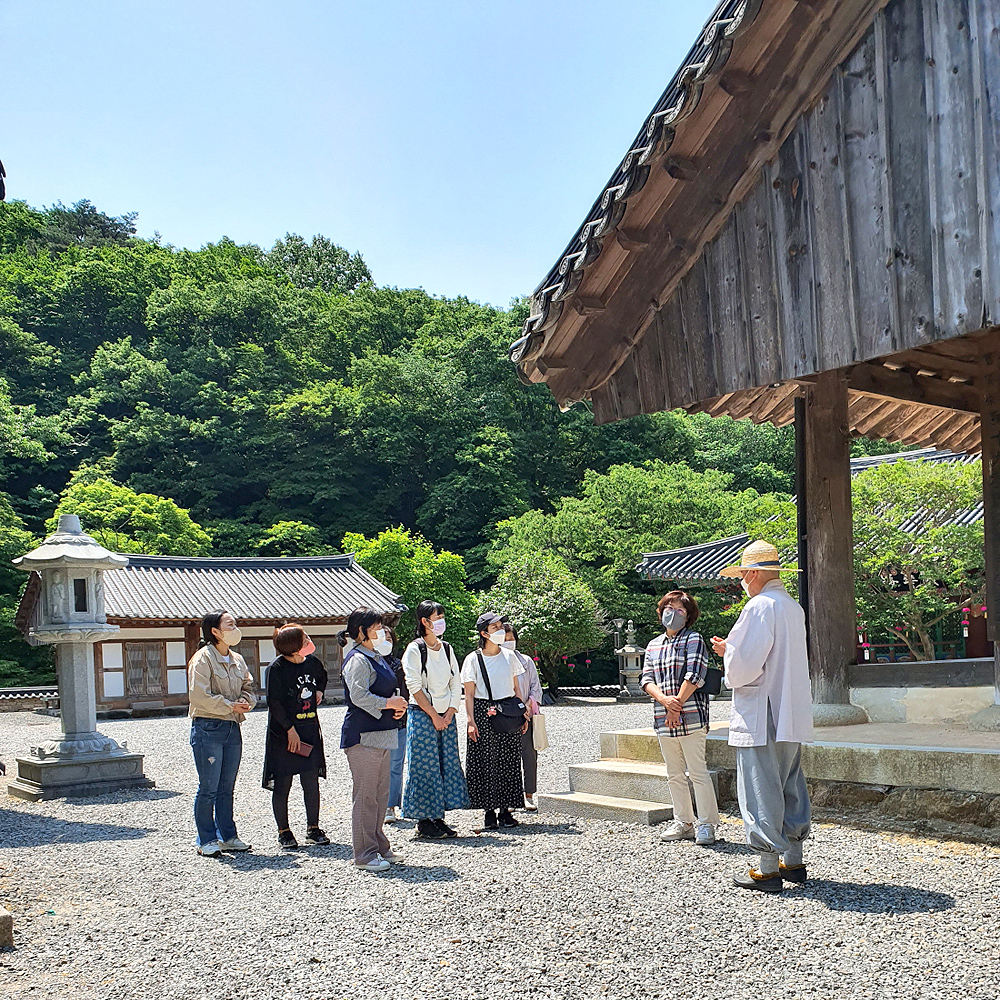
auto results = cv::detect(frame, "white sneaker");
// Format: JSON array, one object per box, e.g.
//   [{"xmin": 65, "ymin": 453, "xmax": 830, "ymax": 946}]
[
  {"xmin": 524, "ymin": 794, "xmax": 538, "ymax": 812},
  {"xmin": 384, "ymin": 807, "xmax": 398, "ymax": 824},
  {"xmin": 383, "ymin": 847, "xmax": 404, "ymax": 863},
  {"xmin": 356, "ymin": 855, "xmax": 391, "ymax": 873},
  {"xmin": 659, "ymin": 820, "xmax": 695, "ymax": 842},
  {"xmin": 198, "ymin": 841, "xmax": 222, "ymax": 857},
  {"xmin": 695, "ymin": 822, "xmax": 716, "ymax": 846},
  {"xmin": 218, "ymin": 837, "xmax": 252, "ymax": 852}
]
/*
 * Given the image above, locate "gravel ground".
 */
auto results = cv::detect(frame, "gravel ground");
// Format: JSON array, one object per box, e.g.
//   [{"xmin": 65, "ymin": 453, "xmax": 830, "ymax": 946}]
[{"xmin": 1, "ymin": 701, "xmax": 999, "ymax": 1000}]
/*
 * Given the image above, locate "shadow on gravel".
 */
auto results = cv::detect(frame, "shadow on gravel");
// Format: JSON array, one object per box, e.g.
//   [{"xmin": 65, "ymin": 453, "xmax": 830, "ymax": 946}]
[
  {"xmin": 789, "ymin": 880, "xmax": 955, "ymax": 914},
  {"xmin": 381, "ymin": 865, "xmax": 460, "ymax": 883},
  {"xmin": 218, "ymin": 853, "xmax": 307, "ymax": 870},
  {"xmin": 87, "ymin": 788, "xmax": 182, "ymax": 803},
  {"xmin": 511, "ymin": 822, "xmax": 582, "ymax": 836},
  {"xmin": 0, "ymin": 813, "xmax": 148, "ymax": 848}
]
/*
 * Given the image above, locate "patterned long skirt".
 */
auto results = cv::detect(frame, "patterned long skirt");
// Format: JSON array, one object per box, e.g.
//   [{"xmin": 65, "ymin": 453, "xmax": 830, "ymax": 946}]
[
  {"xmin": 401, "ymin": 709, "xmax": 470, "ymax": 820},
  {"xmin": 466, "ymin": 699, "xmax": 524, "ymax": 811}
]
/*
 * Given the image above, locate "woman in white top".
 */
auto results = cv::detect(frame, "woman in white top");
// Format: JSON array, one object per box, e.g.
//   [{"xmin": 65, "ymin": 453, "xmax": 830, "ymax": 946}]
[
  {"xmin": 400, "ymin": 600, "xmax": 470, "ymax": 838},
  {"xmin": 461, "ymin": 611, "xmax": 529, "ymax": 830}
]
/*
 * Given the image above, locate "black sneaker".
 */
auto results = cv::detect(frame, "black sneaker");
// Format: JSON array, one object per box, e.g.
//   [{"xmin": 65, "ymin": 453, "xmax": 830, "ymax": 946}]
[
  {"xmin": 278, "ymin": 829, "xmax": 299, "ymax": 850},
  {"xmin": 433, "ymin": 817, "xmax": 458, "ymax": 838},
  {"xmin": 305, "ymin": 827, "xmax": 330, "ymax": 846},
  {"xmin": 498, "ymin": 809, "xmax": 519, "ymax": 828},
  {"xmin": 483, "ymin": 809, "xmax": 498, "ymax": 830},
  {"xmin": 417, "ymin": 818, "xmax": 448, "ymax": 839}
]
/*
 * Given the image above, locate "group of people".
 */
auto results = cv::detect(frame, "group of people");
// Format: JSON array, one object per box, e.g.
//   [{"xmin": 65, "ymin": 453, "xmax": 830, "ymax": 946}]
[
  {"xmin": 186, "ymin": 537, "xmax": 814, "ymax": 890},
  {"xmin": 640, "ymin": 540, "xmax": 814, "ymax": 894},
  {"xmin": 186, "ymin": 602, "xmax": 544, "ymax": 873}
]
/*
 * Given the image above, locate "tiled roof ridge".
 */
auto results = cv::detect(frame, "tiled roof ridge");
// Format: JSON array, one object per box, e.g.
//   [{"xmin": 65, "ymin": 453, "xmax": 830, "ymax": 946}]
[
  {"xmin": 119, "ymin": 553, "xmax": 357, "ymax": 570},
  {"xmin": 510, "ymin": 0, "xmax": 764, "ymax": 368}
]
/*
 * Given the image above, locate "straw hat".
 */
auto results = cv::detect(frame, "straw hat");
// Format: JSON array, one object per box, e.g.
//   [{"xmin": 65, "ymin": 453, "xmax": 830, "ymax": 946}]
[{"xmin": 719, "ymin": 539, "xmax": 801, "ymax": 578}]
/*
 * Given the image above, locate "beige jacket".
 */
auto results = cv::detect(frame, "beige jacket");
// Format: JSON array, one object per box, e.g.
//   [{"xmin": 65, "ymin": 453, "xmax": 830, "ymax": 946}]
[{"xmin": 187, "ymin": 643, "xmax": 257, "ymax": 722}]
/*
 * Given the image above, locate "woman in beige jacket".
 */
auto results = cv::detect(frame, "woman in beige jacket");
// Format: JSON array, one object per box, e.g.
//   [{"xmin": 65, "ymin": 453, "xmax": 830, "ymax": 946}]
[{"xmin": 188, "ymin": 609, "xmax": 256, "ymax": 857}]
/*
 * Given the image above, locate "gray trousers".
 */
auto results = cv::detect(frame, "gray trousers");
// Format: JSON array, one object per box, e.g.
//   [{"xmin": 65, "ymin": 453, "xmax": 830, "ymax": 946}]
[
  {"xmin": 735, "ymin": 707, "xmax": 811, "ymax": 870},
  {"xmin": 345, "ymin": 744, "xmax": 392, "ymax": 864},
  {"xmin": 521, "ymin": 718, "xmax": 538, "ymax": 796}
]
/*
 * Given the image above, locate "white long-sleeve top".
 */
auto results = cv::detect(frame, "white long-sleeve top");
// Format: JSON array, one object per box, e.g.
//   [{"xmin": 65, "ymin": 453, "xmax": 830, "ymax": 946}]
[
  {"xmin": 401, "ymin": 639, "xmax": 463, "ymax": 713},
  {"xmin": 723, "ymin": 580, "xmax": 814, "ymax": 747}
]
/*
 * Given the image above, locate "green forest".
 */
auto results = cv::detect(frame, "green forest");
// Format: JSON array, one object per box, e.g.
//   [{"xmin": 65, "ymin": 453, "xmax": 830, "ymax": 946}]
[{"xmin": 0, "ymin": 199, "xmax": 977, "ymax": 688}]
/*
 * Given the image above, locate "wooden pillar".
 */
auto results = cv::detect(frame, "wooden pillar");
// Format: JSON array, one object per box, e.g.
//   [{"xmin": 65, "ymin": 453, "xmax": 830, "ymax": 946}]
[
  {"xmin": 184, "ymin": 622, "xmax": 201, "ymax": 663},
  {"xmin": 804, "ymin": 371, "xmax": 867, "ymax": 724},
  {"xmin": 971, "ymin": 338, "xmax": 1000, "ymax": 728}
]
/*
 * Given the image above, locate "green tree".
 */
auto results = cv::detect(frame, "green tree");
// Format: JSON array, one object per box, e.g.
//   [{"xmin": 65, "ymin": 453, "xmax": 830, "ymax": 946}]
[
  {"xmin": 255, "ymin": 520, "xmax": 326, "ymax": 556},
  {"xmin": 265, "ymin": 233, "xmax": 372, "ymax": 293},
  {"xmin": 48, "ymin": 471, "xmax": 212, "ymax": 555},
  {"xmin": 478, "ymin": 552, "xmax": 606, "ymax": 691},
  {"xmin": 852, "ymin": 458, "xmax": 984, "ymax": 660},
  {"xmin": 343, "ymin": 527, "xmax": 475, "ymax": 654}
]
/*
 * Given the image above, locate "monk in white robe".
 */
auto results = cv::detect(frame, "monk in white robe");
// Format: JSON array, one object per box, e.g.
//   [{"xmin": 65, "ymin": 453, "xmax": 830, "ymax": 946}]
[{"xmin": 713, "ymin": 540, "xmax": 813, "ymax": 893}]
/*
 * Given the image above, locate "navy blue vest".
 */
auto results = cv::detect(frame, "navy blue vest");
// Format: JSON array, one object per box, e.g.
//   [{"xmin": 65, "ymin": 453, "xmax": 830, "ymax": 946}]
[{"xmin": 340, "ymin": 647, "xmax": 399, "ymax": 749}]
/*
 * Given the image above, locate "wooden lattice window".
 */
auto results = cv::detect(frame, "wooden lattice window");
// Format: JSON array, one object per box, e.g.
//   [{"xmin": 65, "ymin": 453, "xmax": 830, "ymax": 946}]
[
  {"xmin": 314, "ymin": 636, "xmax": 344, "ymax": 689},
  {"xmin": 125, "ymin": 642, "xmax": 165, "ymax": 698}
]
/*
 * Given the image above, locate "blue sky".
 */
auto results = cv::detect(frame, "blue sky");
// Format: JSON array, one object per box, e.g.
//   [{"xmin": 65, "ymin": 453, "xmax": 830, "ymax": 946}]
[{"xmin": 2, "ymin": 1, "xmax": 718, "ymax": 306}]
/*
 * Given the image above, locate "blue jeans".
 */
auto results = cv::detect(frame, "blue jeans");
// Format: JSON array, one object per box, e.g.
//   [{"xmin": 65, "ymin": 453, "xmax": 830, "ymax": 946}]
[
  {"xmin": 388, "ymin": 726, "xmax": 406, "ymax": 809},
  {"xmin": 190, "ymin": 718, "xmax": 243, "ymax": 846}
]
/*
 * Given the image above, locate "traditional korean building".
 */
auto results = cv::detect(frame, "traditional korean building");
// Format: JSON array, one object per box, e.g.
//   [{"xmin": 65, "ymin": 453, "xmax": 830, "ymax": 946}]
[
  {"xmin": 15, "ymin": 554, "xmax": 405, "ymax": 713},
  {"xmin": 511, "ymin": 0, "xmax": 1000, "ymax": 729}
]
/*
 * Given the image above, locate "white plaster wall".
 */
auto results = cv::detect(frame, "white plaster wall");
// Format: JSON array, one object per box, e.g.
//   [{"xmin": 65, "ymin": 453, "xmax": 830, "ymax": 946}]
[{"xmin": 850, "ymin": 686, "xmax": 995, "ymax": 724}]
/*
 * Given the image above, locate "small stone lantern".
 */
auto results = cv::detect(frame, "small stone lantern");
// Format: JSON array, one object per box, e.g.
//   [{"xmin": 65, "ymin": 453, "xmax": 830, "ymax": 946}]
[
  {"xmin": 7, "ymin": 515, "xmax": 154, "ymax": 800},
  {"xmin": 615, "ymin": 620, "xmax": 647, "ymax": 701}
]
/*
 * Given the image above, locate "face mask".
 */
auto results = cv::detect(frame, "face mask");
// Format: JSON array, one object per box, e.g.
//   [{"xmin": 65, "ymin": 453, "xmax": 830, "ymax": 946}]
[
  {"xmin": 740, "ymin": 576, "xmax": 752, "ymax": 597},
  {"xmin": 221, "ymin": 627, "xmax": 242, "ymax": 647},
  {"xmin": 373, "ymin": 638, "xmax": 393, "ymax": 655},
  {"xmin": 487, "ymin": 630, "xmax": 505, "ymax": 647},
  {"xmin": 661, "ymin": 607, "xmax": 686, "ymax": 631},
  {"xmin": 299, "ymin": 639, "xmax": 316, "ymax": 657},
  {"xmin": 501, "ymin": 638, "xmax": 516, "ymax": 650},
  {"xmin": 431, "ymin": 618, "xmax": 447, "ymax": 637}
]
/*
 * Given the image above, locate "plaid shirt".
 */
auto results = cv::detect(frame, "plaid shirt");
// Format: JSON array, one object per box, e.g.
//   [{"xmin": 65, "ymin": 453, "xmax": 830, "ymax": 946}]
[{"xmin": 640, "ymin": 628, "xmax": 710, "ymax": 736}]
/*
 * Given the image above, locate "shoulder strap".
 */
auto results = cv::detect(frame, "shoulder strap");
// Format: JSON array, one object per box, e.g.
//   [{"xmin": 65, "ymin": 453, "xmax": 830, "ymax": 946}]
[
  {"xmin": 417, "ymin": 638, "xmax": 428, "ymax": 675},
  {"xmin": 476, "ymin": 650, "xmax": 496, "ymax": 702}
]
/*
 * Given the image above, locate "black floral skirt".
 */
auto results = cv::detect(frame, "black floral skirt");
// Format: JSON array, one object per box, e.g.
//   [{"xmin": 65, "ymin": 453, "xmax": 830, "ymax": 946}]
[{"xmin": 465, "ymin": 699, "xmax": 524, "ymax": 810}]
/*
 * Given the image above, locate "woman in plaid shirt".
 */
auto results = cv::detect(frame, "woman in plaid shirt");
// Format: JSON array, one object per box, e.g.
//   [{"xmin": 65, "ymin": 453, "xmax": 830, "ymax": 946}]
[{"xmin": 640, "ymin": 590, "xmax": 720, "ymax": 846}]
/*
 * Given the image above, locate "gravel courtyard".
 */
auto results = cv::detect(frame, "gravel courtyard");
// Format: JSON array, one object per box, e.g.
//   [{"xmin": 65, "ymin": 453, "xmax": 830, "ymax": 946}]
[{"xmin": 1, "ymin": 701, "xmax": 998, "ymax": 1000}]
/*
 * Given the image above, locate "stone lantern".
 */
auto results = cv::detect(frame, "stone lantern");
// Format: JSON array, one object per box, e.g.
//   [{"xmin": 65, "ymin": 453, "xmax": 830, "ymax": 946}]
[
  {"xmin": 7, "ymin": 515, "xmax": 154, "ymax": 800},
  {"xmin": 615, "ymin": 619, "xmax": 646, "ymax": 701}
]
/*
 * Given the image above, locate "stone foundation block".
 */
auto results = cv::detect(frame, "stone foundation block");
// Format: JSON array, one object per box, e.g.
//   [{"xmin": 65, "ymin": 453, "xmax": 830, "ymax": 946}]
[
  {"xmin": 878, "ymin": 787, "xmax": 993, "ymax": 826},
  {"xmin": 0, "ymin": 907, "xmax": 13, "ymax": 949}
]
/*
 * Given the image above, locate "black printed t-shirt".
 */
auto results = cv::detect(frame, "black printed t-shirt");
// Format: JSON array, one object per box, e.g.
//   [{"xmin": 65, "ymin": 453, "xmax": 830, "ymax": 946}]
[{"xmin": 262, "ymin": 654, "xmax": 328, "ymax": 788}]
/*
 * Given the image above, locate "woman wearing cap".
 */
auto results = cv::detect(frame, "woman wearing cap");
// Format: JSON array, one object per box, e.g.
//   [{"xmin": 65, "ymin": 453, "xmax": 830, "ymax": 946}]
[
  {"xmin": 263, "ymin": 622, "xmax": 329, "ymax": 850},
  {"xmin": 461, "ymin": 612, "xmax": 529, "ymax": 830},
  {"xmin": 187, "ymin": 609, "xmax": 256, "ymax": 857},
  {"xmin": 399, "ymin": 601, "xmax": 469, "ymax": 838},
  {"xmin": 641, "ymin": 591, "xmax": 719, "ymax": 846},
  {"xmin": 339, "ymin": 606, "xmax": 409, "ymax": 872}
]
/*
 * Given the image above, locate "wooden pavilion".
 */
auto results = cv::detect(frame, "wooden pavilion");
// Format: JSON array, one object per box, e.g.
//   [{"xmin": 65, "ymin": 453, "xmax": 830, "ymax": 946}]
[{"xmin": 511, "ymin": 0, "xmax": 1000, "ymax": 728}]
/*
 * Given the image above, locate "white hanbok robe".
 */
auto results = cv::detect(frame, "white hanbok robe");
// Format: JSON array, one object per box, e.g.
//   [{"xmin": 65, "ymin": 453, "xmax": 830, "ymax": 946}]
[{"xmin": 723, "ymin": 580, "xmax": 814, "ymax": 747}]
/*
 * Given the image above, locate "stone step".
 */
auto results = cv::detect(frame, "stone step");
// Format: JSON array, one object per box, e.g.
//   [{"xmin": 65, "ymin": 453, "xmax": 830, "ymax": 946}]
[
  {"xmin": 569, "ymin": 759, "xmax": 722, "ymax": 802},
  {"xmin": 537, "ymin": 791, "xmax": 673, "ymax": 825}
]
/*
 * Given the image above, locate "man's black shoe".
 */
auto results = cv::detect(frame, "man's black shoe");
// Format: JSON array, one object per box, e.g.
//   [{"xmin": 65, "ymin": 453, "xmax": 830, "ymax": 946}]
[
  {"xmin": 483, "ymin": 809, "xmax": 498, "ymax": 829},
  {"xmin": 732, "ymin": 867, "xmax": 783, "ymax": 893},
  {"xmin": 779, "ymin": 863, "xmax": 807, "ymax": 883},
  {"xmin": 417, "ymin": 818, "xmax": 448, "ymax": 839},
  {"xmin": 498, "ymin": 809, "xmax": 519, "ymax": 828},
  {"xmin": 433, "ymin": 817, "xmax": 458, "ymax": 838}
]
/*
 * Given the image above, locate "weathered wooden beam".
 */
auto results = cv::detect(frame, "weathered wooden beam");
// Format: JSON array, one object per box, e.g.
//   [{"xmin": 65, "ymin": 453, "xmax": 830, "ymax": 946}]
[
  {"xmin": 889, "ymin": 348, "xmax": 980, "ymax": 382},
  {"xmin": 804, "ymin": 371, "xmax": 862, "ymax": 719},
  {"xmin": 615, "ymin": 228, "xmax": 651, "ymax": 252},
  {"xmin": 663, "ymin": 156, "xmax": 700, "ymax": 181},
  {"xmin": 845, "ymin": 362, "xmax": 981, "ymax": 412},
  {"xmin": 719, "ymin": 69, "xmax": 755, "ymax": 96},
  {"xmin": 572, "ymin": 295, "xmax": 606, "ymax": 317}
]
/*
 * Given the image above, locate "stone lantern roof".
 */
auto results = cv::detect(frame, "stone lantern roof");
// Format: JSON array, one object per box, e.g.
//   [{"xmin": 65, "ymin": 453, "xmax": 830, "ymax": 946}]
[{"xmin": 13, "ymin": 515, "xmax": 129, "ymax": 571}]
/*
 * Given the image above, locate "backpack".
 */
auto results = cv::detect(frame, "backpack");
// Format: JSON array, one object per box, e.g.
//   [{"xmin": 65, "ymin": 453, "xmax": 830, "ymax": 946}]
[{"xmin": 415, "ymin": 638, "xmax": 455, "ymax": 681}]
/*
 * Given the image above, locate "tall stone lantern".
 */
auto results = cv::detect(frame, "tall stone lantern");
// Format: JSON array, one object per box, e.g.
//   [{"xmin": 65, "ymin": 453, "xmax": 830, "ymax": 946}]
[
  {"xmin": 615, "ymin": 620, "xmax": 647, "ymax": 701},
  {"xmin": 7, "ymin": 515, "xmax": 154, "ymax": 800}
]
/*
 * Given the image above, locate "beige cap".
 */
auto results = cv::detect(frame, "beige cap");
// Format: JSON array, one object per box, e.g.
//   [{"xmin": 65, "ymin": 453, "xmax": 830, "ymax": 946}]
[{"xmin": 719, "ymin": 539, "xmax": 801, "ymax": 578}]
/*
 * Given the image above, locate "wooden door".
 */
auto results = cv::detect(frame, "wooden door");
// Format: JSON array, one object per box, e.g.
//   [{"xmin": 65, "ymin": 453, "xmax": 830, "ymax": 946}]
[{"xmin": 125, "ymin": 642, "xmax": 165, "ymax": 698}]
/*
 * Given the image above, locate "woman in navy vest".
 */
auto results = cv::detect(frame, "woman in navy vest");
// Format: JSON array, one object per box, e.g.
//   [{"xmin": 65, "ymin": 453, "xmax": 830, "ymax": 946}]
[{"xmin": 339, "ymin": 607, "xmax": 408, "ymax": 872}]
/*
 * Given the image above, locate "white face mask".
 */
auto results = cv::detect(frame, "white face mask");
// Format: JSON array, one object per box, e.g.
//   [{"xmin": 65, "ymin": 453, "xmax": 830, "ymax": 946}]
[
  {"xmin": 431, "ymin": 618, "xmax": 447, "ymax": 637},
  {"xmin": 220, "ymin": 627, "xmax": 242, "ymax": 647},
  {"xmin": 487, "ymin": 629, "xmax": 506, "ymax": 647},
  {"xmin": 740, "ymin": 576, "xmax": 752, "ymax": 597},
  {"xmin": 501, "ymin": 638, "xmax": 516, "ymax": 650},
  {"xmin": 371, "ymin": 628, "xmax": 392, "ymax": 655}
]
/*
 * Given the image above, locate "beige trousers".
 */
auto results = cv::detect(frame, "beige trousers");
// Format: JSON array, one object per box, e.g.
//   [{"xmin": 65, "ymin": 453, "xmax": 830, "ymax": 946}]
[
  {"xmin": 656, "ymin": 727, "xmax": 720, "ymax": 825},
  {"xmin": 344, "ymin": 744, "xmax": 392, "ymax": 864}
]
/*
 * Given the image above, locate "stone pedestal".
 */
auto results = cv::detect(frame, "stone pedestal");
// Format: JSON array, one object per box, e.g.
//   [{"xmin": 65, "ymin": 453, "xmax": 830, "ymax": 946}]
[{"xmin": 813, "ymin": 702, "xmax": 869, "ymax": 727}]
